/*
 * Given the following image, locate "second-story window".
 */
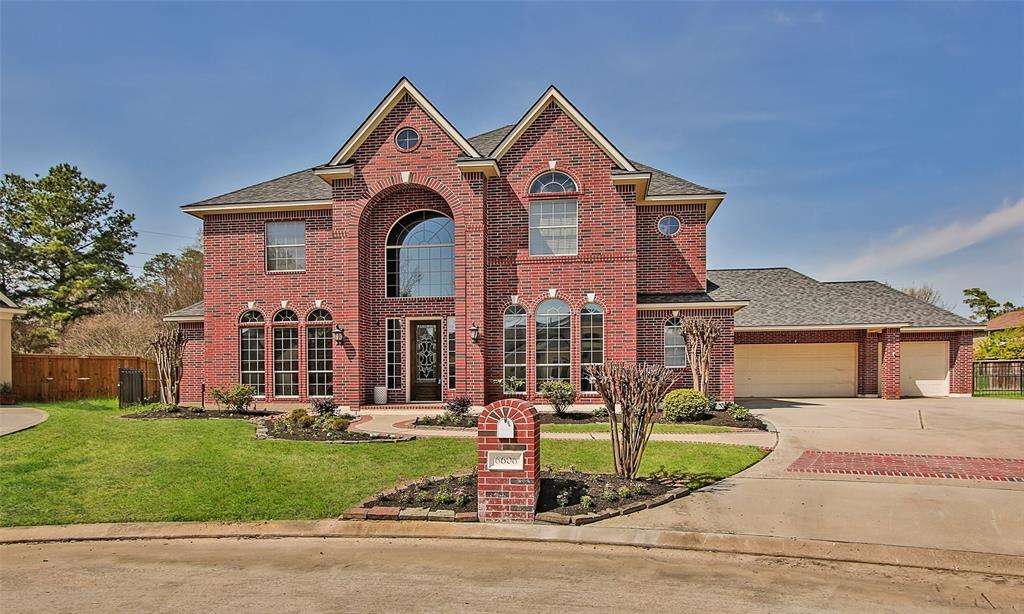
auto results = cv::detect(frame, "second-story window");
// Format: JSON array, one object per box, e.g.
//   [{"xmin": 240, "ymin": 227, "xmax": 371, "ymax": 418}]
[
  {"xmin": 528, "ymin": 171, "xmax": 578, "ymax": 256},
  {"xmin": 266, "ymin": 221, "xmax": 306, "ymax": 272}
]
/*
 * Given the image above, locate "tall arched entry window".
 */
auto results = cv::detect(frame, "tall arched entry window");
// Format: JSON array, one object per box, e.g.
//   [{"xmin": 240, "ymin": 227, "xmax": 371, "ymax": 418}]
[
  {"xmin": 580, "ymin": 303, "xmax": 603, "ymax": 392},
  {"xmin": 536, "ymin": 299, "xmax": 571, "ymax": 390},
  {"xmin": 386, "ymin": 211, "xmax": 455, "ymax": 297},
  {"xmin": 239, "ymin": 310, "xmax": 265, "ymax": 396}
]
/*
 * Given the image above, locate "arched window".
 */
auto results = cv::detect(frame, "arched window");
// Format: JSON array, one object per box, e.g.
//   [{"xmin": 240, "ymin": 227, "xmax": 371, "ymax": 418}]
[
  {"xmin": 580, "ymin": 303, "xmax": 603, "ymax": 392},
  {"xmin": 240, "ymin": 310, "xmax": 264, "ymax": 324},
  {"xmin": 664, "ymin": 317, "xmax": 687, "ymax": 368},
  {"xmin": 528, "ymin": 172, "xmax": 578, "ymax": 256},
  {"xmin": 306, "ymin": 309, "xmax": 332, "ymax": 322},
  {"xmin": 529, "ymin": 171, "xmax": 577, "ymax": 194},
  {"xmin": 239, "ymin": 311, "xmax": 265, "ymax": 395},
  {"xmin": 386, "ymin": 211, "xmax": 455, "ymax": 297},
  {"xmin": 272, "ymin": 309, "xmax": 299, "ymax": 396},
  {"xmin": 307, "ymin": 310, "xmax": 333, "ymax": 397},
  {"xmin": 273, "ymin": 309, "xmax": 298, "ymax": 323},
  {"xmin": 536, "ymin": 299, "xmax": 570, "ymax": 390},
  {"xmin": 502, "ymin": 305, "xmax": 527, "ymax": 393}
]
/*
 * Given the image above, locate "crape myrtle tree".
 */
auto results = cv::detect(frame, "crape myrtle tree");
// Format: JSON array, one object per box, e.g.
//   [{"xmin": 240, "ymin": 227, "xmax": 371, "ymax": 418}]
[
  {"xmin": 0, "ymin": 164, "xmax": 136, "ymax": 351},
  {"xmin": 587, "ymin": 362, "xmax": 677, "ymax": 479},
  {"xmin": 682, "ymin": 316, "xmax": 722, "ymax": 396},
  {"xmin": 151, "ymin": 327, "xmax": 187, "ymax": 405}
]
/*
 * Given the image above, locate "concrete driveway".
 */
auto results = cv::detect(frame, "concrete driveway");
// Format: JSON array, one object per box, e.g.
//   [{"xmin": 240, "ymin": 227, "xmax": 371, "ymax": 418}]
[{"xmin": 601, "ymin": 397, "xmax": 1024, "ymax": 556}]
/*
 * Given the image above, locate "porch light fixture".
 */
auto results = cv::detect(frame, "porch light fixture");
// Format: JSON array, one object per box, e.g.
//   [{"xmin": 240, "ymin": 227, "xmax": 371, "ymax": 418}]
[
  {"xmin": 469, "ymin": 322, "xmax": 480, "ymax": 343},
  {"xmin": 332, "ymin": 324, "xmax": 346, "ymax": 346}
]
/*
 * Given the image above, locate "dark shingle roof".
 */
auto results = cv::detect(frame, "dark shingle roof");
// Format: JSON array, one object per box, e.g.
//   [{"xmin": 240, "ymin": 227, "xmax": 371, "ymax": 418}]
[
  {"xmin": 183, "ymin": 168, "xmax": 330, "ymax": 208},
  {"xmin": 706, "ymin": 268, "xmax": 979, "ymax": 329},
  {"xmin": 164, "ymin": 301, "xmax": 204, "ymax": 320},
  {"xmin": 638, "ymin": 281, "xmax": 741, "ymax": 305},
  {"xmin": 182, "ymin": 125, "xmax": 723, "ymax": 209}
]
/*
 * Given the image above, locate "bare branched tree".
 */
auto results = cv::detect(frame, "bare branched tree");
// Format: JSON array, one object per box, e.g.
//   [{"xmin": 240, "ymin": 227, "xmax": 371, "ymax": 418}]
[
  {"xmin": 151, "ymin": 328, "xmax": 186, "ymax": 404},
  {"xmin": 682, "ymin": 317, "xmax": 722, "ymax": 395},
  {"xmin": 587, "ymin": 362, "xmax": 677, "ymax": 478}
]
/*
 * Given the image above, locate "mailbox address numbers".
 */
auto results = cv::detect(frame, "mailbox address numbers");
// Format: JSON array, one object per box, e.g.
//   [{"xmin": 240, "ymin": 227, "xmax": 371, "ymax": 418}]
[{"xmin": 486, "ymin": 450, "xmax": 525, "ymax": 471}]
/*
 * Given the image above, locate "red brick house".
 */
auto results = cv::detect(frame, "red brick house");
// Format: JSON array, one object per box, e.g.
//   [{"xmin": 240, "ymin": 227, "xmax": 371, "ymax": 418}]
[{"xmin": 165, "ymin": 78, "xmax": 981, "ymax": 409}]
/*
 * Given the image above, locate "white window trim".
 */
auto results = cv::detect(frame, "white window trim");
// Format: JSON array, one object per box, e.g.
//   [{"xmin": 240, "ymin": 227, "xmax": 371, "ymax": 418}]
[
  {"xmin": 307, "ymin": 326, "xmax": 333, "ymax": 398},
  {"xmin": 503, "ymin": 306, "xmax": 528, "ymax": 395},
  {"xmin": 272, "ymin": 326, "xmax": 300, "ymax": 397},
  {"xmin": 386, "ymin": 318, "xmax": 402, "ymax": 390},
  {"xmin": 528, "ymin": 199, "xmax": 579, "ymax": 257},
  {"xmin": 580, "ymin": 305, "xmax": 603, "ymax": 394},
  {"xmin": 664, "ymin": 318, "xmax": 688, "ymax": 369},
  {"xmin": 535, "ymin": 300, "xmax": 572, "ymax": 391},
  {"xmin": 384, "ymin": 210, "xmax": 456, "ymax": 298},
  {"xmin": 239, "ymin": 327, "xmax": 266, "ymax": 396},
  {"xmin": 265, "ymin": 221, "xmax": 307, "ymax": 273}
]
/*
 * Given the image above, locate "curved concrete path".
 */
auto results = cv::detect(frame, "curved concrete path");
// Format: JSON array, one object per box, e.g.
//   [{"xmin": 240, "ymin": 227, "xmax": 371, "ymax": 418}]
[
  {"xmin": 0, "ymin": 407, "xmax": 48, "ymax": 436},
  {"xmin": 351, "ymin": 412, "xmax": 777, "ymax": 448}
]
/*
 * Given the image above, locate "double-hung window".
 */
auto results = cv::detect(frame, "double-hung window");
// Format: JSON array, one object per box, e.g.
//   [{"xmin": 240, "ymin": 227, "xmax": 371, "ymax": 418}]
[
  {"xmin": 306, "ymin": 309, "xmax": 333, "ymax": 397},
  {"xmin": 266, "ymin": 221, "xmax": 306, "ymax": 272},
  {"xmin": 664, "ymin": 317, "xmax": 688, "ymax": 368},
  {"xmin": 528, "ymin": 171, "xmax": 578, "ymax": 256}
]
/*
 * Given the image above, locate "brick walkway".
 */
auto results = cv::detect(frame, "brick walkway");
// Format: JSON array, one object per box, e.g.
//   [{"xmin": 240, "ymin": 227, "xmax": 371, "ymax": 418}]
[{"xmin": 787, "ymin": 451, "xmax": 1024, "ymax": 482}]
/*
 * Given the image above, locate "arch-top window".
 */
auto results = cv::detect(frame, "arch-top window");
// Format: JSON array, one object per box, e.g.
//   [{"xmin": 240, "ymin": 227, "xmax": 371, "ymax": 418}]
[
  {"xmin": 307, "ymin": 309, "xmax": 332, "ymax": 322},
  {"xmin": 536, "ymin": 299, "xmax": 571, "ymax": 391},
  {"xmin": 273, "ymin": 309, "xmax": 298, "ymax": 323},
  {"xmin": 664, "ymin": 317, "xmax": 688, "ymax": 368},
  {"xmin": 529, "ymin": 171, "xmax": 577, "ymax": 194},
  {"xmin": 240, "ymin": 310, "xmax": 264, "ymax": 324},
  {"xmin": 386, "ymin": 211, "xmax": 455, "ymax": 297},
  {"xmin": 580, "ymin": 303, "xmax": 604, "ymax": 392},
  {"xmin": 503, "ymin": 305, "xmax": 527, "ymax": 393}
]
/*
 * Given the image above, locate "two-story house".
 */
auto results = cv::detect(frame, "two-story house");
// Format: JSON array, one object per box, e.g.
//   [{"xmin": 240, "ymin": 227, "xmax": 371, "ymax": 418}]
[{"xmin": 165, "ymin": 78, "xmax": 980, "ymax": 409}]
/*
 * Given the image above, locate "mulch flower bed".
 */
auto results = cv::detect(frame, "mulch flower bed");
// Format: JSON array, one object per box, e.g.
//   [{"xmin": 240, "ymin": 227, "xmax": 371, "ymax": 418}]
[
  {"xmin": 412, "ymin": 414, "xmax": 478, "ymax": 429},
  {"xmin": 347, "ymin": 471, "xmax": 690, "ymax": 525},
  {"xmin": 123, "ymin": 407, "xmax": 278, "ymax": 420},
  {"xmin": 257, "ymin": 413, "xmax": 412, "ymax": 444},
  {"xmin": 411, "ymin": 410, "xmax": 767, "ymax": 431}
]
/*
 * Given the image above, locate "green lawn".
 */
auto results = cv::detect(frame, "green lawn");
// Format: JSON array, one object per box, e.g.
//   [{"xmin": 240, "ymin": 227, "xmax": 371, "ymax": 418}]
[
  {"xmin": 540, "ymin": 422, "xmax": 733, "ymax": 434},
  {"xmin": 0, "ymin": 399, "xmax": 766, "ymax": 527},
  {"xmin": 973, "ymin": 391, "xmax": 1024, "ymax": 400}
]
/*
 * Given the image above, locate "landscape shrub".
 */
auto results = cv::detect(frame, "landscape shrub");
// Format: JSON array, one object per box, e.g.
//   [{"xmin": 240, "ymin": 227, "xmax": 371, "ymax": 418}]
[
  {"xmin": 310, "ymin": 397, "xmax": 339, "ymax": 416},
  {"xmin": 210, "ymin": 385, "xmax": 257, "ymax": 413},
  {"xmin": 663, "ymin": 389, "xmax": 711, "ymax": 422},
  {"xmin": 592, "ymin": 405, "xmax": 609, "ymax": 419},
  {"xmin": 539, "ymin": 380, "xmax": 576, "ymax": 417},
  {"xmin": 444, "ymin": 396, "xmax": 473, "ymax": 417},
  {"xmin": 726, "ymin": 402, "xmax": 751, "ymax": 421},
  {"xmin": 492, "ymin": 376, "xmax": 526, "ymax": 394}
]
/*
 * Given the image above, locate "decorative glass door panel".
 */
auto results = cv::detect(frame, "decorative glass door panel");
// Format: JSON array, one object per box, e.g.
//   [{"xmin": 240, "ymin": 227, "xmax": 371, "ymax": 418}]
[{"xmin": 409, "ymin": 321, "xmax": 442, "ymax": 401}]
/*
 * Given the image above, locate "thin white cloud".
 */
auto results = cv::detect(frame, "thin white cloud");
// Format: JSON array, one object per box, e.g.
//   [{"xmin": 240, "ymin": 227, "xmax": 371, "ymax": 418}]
[
  {"xmin": 824, "ymin": 198, "xmax": 1024, "ymax": 278},
  {"xmin": 771, "ymin": 9, "xmax": 824, "ymax": 27}
]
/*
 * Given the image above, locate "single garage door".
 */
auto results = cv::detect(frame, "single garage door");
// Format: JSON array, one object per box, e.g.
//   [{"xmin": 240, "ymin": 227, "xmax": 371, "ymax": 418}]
[
  {"xmin": 736, "ymin": 343, "xmax": 857, "ymax": 397},
  {"xmin": 899, "ymin": 341, "xmax": 949, "ymax": 397}
]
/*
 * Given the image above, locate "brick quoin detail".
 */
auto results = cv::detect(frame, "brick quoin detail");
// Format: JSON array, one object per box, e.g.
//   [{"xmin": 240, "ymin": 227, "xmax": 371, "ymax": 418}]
[
  {"xmin": 788, "ymin": 451, "xmax": 1024, "ymax": 482},
  {"xmin": 476, "ymin": 399, "xmax": 540, "ymax": 523}
]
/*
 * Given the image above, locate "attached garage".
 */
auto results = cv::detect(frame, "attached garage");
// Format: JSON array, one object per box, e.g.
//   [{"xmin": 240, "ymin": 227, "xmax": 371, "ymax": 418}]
[
  {"xmin": 736, "ymin": 343, "xmax": 857, "ymax": 398},
  {"xmin": 896, "ymin": 340, "xmax": 950, "ymax": 397}
]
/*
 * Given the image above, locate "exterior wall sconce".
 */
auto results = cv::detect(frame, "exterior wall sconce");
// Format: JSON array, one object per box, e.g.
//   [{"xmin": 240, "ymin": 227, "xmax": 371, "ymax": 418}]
[
  {"xmin": 469, "ymin": 322, "xmax": 480, "ymax": 343},
  {"xmin": 332, "ymin": 324, "xmax": 346, "ymax": 346}
]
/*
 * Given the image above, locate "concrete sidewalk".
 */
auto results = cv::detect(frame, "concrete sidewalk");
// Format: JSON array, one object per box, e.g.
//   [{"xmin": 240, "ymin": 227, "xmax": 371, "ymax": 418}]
[
  {"xmin": 351, "ymin": 413, "xmax": 777, "ymax": 447},
  {"xmin": 0, "ymin": 407, "xmax": 48, "ymax": 436}
]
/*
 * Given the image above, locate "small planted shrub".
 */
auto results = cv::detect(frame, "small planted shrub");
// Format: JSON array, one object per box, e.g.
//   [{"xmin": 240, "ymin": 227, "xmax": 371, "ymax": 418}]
[
  {"xmin": 580, "ymin": 495, "xmax": 594, "ymax": 510},
  {"xmin": 433, "ymin": 486, "xmax": 454, "ymax": 505},
  {"xmin": 617, "ymin": 486, "xmax": 632, "ymax": 499},
  {"xmin": 492, "ymin": 375, "xmax": 526, "ymax": 394},
  {"xmin": 211, "ymin": 384, "xmax": 257, "ymax": 413},
  {"xmin": 631, "ymin": 482, "xmax": 648, "ymax": 497},
  {"xmin": 726, "ymin": 402, "xmax": 751, "ymax": 421},
  {"xmin": 190, "ymin": 405, "xmax": 205, "ymax": 414},
  {"xmin": 556, "ymin": 489, "xmax": 572, "ymax": 507},
  {"xmin": 540, "ymin": 380, "xmax": 576, "ymax": 417},
  {"xmin": 663, "ymin": 389, "xmax": 711, "ymax": 422},
  {"xmin": 444, "ymin": 396, "xmax": 473, "ymax": 418},
  {"xmin": 321, "ymin": 416, "xmax": 351, "ymax": 434},
  {"xmin": 311, "ymin": 397, "xmax": 339, "ymax": 416},
  {"xmin": 592, "ymin": 405, "xmax": 609, "ymax": 419},
  {"xmin": 603, "ymin": 485, "xmax": 618, "ymax": 502}
]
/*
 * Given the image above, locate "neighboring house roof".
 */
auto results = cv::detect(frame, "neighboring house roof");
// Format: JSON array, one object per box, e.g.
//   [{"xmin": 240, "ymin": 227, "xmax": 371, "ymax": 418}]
[
  {"xmin": 0, "ymin": 291, "xmax": 18, "ymax": 309},
  {"xmin": 163, "ymin": 301, "xmax": 204, "ymax": 321},
  {"xmin": 706, "ymin": 268, "xmax": 980, "ymax": 329},
  {"xmin": 986, "ymin": 309, "xmax": 1024, "ymax": 331}
]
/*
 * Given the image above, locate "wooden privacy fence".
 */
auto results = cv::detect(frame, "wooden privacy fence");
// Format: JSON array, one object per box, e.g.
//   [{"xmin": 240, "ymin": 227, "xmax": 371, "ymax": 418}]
[{"xmin": 12, "ymin": 353, "xmax": 159, "ymax": 402}]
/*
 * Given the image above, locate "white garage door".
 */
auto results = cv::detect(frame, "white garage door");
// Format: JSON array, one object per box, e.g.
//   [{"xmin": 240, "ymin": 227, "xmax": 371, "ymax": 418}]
[
  {"xmin": 736, "ymin": 343, "xmax": 857, "ymax": 397},
  {"xmin": 900, "ymin": 341, "xmax": 949, "ymax": 397}
]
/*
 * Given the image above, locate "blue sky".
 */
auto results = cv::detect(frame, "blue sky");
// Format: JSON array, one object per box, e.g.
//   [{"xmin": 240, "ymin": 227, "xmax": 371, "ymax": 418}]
[{"xmin": 2, "ymin": 1, "xmax": 1022, "ymax": 316}]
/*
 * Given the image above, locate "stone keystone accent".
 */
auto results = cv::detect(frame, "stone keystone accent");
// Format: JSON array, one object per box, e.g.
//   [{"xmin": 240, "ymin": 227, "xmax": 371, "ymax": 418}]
[{"xmin": 476, "ymin": 399, "xmax": 540, "ymax": 523}]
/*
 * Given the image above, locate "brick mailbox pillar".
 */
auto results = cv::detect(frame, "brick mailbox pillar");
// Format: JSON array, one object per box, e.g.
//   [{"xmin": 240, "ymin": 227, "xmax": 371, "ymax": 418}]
[{"xmin": 477, "ymin": 399, "xmax": 540, "ymax": 523}]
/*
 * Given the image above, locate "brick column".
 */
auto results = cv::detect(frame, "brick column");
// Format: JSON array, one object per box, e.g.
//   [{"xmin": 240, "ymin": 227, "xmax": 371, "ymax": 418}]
[
  {"xmin": 880, "ymin": 328, "xmax": 901, "ymax": 400},
  {"xmin": 858, "ymin": 331, "xmax": 880, "ymax": 397},
  {"xmin": 950, "ymin": 331, "xmax": 975, "ymax": 395},
  {"xmin": 477, "ymin": 399, "xmax": 540, "ymax": 523}
]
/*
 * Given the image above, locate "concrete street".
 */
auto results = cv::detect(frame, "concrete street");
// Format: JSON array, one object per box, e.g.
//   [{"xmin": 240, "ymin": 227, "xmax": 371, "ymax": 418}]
[
  {"xmin": 3, "ymin": 537, "xmax": 1022, "ymax": 613},
  {"xmin": 601, "ymin": 397, "xmax": 1024, "ymax": 555}
]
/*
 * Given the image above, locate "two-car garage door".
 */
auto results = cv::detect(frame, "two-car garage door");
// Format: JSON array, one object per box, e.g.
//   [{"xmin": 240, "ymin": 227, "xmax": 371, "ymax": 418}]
[
  {"xmin": 736, "ymin": 343, "xmax": 857, "ymax": 398},
  {"xmin": 735, "ymin": 340, "xmax": 950, "ymax": 398}
]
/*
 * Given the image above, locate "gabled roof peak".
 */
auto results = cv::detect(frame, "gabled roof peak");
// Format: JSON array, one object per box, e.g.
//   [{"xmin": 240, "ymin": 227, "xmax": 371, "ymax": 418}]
[
  {"xmin": 326, "ymin": 77, "xmax": 481, "ymax": 166},
  {"xmin": 485, "ymin": 85, "xmax": 637, "ymax": 172}
]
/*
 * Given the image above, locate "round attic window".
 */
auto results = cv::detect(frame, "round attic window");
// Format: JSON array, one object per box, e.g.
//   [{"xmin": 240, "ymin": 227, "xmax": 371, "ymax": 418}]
[
  {"xmin": 658, "ymin": 215, "xmax": 681, "ymax": 236},
  {"xmin": 396, "ymin": 128, "xmax": 420, "ymax": 151}
]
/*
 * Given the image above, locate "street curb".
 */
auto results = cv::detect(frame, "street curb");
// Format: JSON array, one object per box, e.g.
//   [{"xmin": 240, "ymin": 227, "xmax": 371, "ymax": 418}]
[{"xmin": 1, "ymin": 520, "xmax": 1019, "ymax": 577}]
